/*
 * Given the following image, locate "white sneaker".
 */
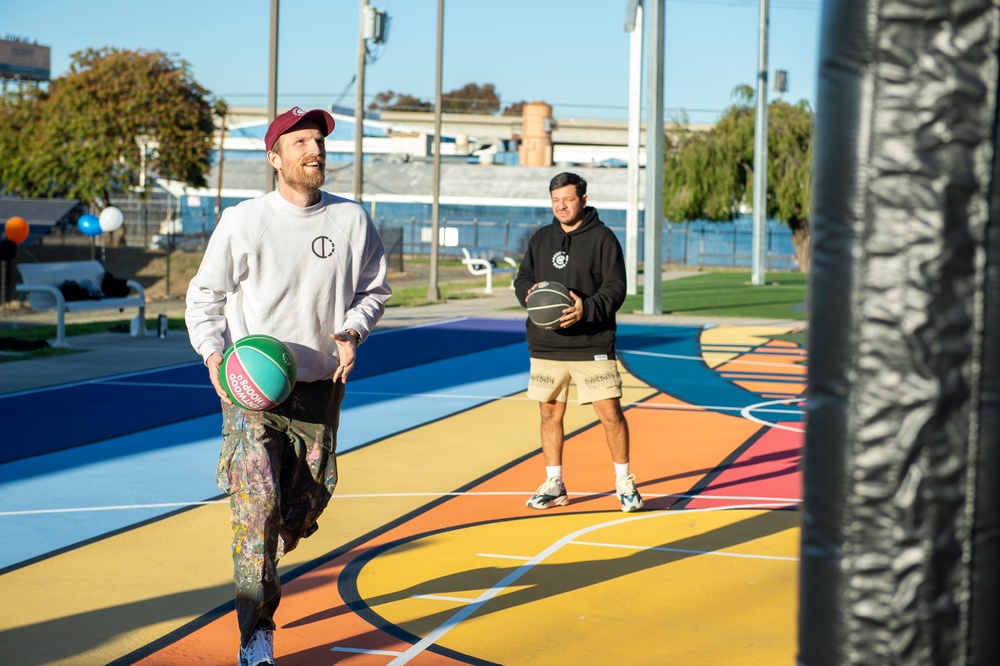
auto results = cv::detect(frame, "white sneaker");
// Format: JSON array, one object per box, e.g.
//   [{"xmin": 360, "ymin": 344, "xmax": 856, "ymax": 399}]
[
  {"xmin": 526, "ymin": 476, "xmax": 569, "ymax": 509},
  {"xmin": 239, "ymin": 629, "xmax": 275, "ymax": 666},
  {"xmin": 616, "ymin": 474, "xmax": 644, "ymax": 512}
]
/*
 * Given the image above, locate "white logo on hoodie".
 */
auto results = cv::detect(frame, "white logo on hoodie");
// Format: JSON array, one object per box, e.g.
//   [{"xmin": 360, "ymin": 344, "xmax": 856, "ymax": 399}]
[{"xmin": 552, "ymin": 251, "xmax": 568, "ymax": 269}]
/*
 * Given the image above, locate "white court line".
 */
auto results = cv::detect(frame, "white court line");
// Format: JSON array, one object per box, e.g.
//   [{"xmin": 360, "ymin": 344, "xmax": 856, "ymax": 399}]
[
  {"xmin": 343, "ymin": 389, "xmax": 807, "ymax": 418},
  {"xmin": 387, "ymin": 503, "xmax": 790, "ymax": 665},
  {"xmin": 621, "ymin": 349, "xmax": 805, "ymax": 370},
  {"xmin": 569, "ymin": 539, "xmax": 799, "ymax": 562},
  {"xmin": 477, "ymin": 552, "xmax": 534, "ymax": 561},
  {"xmin": 413, "ymin": 594, "xmax": 477, "ymax": 603},
  {"xmin": 101, "ymin": 381, "xmax": 214, "ymax": 389},
  {"xmin": 331, "ymin": 646, "xmax": 404, "ymax": 656},
  {"xmin": 0, "ymin": 500, "xmax": 227, "ymax": 516},
  {"xmin": 624, "ymin": 401, "xmax": 803, "ymax": 414},
  {"xmin": 741, "ymin": 398, "xmax": 806, "ymax": 433},
  {"xmin": 0, "ymin": 491, "xmax": 802, "ymax": 517},
  {"xmin": 0, "ymin": 360, "xmax": 203, "ymax": 399}
]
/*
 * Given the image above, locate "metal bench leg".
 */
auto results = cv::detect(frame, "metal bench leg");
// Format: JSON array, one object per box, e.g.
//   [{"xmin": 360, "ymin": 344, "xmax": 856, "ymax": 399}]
[
  {"xmin": 133, "ymin": 306, "xmax": 148, "ymax": 337},
  {"xmin": 485, "ymin": 268, "xmax": 494, "ymax": 294},
  {"xmin": 54, "ymin": 309, "xmax": 69, "ymax": 348}
]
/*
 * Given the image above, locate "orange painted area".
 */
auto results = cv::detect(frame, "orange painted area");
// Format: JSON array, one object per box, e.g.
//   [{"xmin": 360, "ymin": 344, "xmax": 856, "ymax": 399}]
[{"xmin": 730, "ymin": 380, "xmax": 807, "ymax": 395}]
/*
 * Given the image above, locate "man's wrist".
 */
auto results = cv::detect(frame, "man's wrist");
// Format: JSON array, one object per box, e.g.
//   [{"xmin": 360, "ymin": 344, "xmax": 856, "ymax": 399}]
[{"xmin": 342, "ymin": 329, "xmax": 360, "ymax": 347}]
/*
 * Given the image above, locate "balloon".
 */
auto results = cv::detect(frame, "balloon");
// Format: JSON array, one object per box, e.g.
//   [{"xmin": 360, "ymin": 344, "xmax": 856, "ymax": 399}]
[
  {"xmin": 99, "ymin": 206, "xmax": 124, "ymax": 232},
  {"xmin": 78, "ymin": 214, "xmax": 102, "ymax": 237},
  {"xmin": 0, "ymin": 239, "xmax": 17, "ymax": 261},
  {"xmin": 4, "ymin": 216, "xmax": 29, "ymax": 244}
]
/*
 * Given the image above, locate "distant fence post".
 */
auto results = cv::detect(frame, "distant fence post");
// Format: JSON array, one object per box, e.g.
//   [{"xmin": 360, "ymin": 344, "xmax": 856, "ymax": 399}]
[{"xmin": 379, "ymin": 225, "xmax": 404, "ymax": 272}]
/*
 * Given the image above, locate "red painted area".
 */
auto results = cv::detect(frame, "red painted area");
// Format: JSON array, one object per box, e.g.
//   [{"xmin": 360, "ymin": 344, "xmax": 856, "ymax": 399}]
[
  {"xmin": 223, "ymin": 350, "xmax": 280, "ymax": 411},
  {"xmin": 684, "ymin": 422, "xmax": 803, "ymax": 510}
]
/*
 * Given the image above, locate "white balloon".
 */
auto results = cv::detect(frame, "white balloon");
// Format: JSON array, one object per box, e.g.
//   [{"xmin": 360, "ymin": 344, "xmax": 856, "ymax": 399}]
[{"xmin": 99, "ymin": 206, "xmax": 125, "ymax": 232}]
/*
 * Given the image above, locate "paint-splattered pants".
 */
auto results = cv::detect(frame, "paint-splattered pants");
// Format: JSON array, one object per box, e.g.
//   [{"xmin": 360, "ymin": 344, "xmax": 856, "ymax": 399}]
[{"xmin": 217, "ymin": 380, "xmax": 344, "ymax": 647}]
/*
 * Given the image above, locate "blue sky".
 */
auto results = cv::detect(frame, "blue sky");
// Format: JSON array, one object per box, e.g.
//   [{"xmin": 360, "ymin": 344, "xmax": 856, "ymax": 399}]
[{"xmin": 5, "ymin": 0, "xmax": 820, "ymax": 124}]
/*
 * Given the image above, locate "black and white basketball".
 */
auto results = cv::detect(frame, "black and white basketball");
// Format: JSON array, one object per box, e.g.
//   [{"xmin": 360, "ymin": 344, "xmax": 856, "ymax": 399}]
[{"xmin": 525, "ymin": 281, "xmax": 573, "ymax": 330}]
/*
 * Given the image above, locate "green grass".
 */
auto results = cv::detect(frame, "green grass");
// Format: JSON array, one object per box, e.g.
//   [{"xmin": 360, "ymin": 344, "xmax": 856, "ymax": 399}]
[
  {"xmin": 622, "ymin": 271, "xmax": 807, "ymax": 320},
  {"xmin": 385, "ymin": 281, "xmax": 489, "ymax": 307},
  {"xmin": 0, "ymin": 317, "xmax": 188, "ymax": 363}
]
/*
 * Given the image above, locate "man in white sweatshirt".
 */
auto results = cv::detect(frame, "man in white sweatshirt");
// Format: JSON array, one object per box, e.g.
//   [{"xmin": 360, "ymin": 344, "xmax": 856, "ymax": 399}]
[{"xmin": 185, "ymin": 106, "xmax": 390, "ymax": 666}]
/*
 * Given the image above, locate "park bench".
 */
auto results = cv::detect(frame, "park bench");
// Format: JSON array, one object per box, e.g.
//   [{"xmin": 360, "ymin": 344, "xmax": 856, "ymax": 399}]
[
  {"xmin": 15, "ymin": 260, "xmax": 147, "ymax": 348},
  {"xmin": 460, "ymin": 247, "xmax": 517, "ymax": 294}
]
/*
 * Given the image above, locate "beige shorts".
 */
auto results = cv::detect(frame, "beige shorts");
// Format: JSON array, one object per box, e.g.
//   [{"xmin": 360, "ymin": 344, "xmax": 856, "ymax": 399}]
[{"xmin": 527, "ymin": 358, "xmax": 623, "ymax": 404}]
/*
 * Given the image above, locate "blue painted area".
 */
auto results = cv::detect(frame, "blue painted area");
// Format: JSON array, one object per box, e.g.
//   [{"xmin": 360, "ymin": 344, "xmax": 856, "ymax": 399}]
[
  {"xmin": 617, "ymin": 324, "xmax": 805, "ymax": 422},
  {"xmin": 0, "ymin": 339, "xmax": 528, "ymax": 570},
  {"xmin": 0, "ymin": 318, "xmax": 527, "ymax": 465},
  {"xmin": 0, "ymin": 364, "xmax": 219, "ymax": 464},
  {"xmin": 339, "ymin": 345, "xmax": 529, "ymax": 451},
  {"xmin": 0, "ymin": 416, "xmax": 222, "ymax": 568}
]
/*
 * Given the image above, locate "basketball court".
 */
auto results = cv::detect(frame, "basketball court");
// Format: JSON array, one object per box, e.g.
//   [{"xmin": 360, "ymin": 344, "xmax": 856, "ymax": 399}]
[{"xmin": 0, "ymin": 314, "xmax": 806, "ymax": 665}]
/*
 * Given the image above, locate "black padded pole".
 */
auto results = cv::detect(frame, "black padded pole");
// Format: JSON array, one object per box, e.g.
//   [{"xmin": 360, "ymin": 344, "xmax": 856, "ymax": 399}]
[{"xmin": 800, "ymin": 0, "xmax": 1000, "ymax": 663}]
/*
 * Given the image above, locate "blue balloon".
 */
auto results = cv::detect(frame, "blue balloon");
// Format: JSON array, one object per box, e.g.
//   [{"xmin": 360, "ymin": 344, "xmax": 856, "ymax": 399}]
[{"xmin": 78, "ymin": 214, "xmax": 102, "ymax": 237}]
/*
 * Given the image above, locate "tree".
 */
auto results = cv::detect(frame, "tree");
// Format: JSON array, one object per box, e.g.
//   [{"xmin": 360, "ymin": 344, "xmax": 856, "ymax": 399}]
[
  {"xmin": 442, "ymin": 82, "xmax": 500, "ymax": 114},
  {"xmin": 368, "ymin": 90, "xmax": 432, "ymax": 113},
  {"xmin": 0, "ymin": 82, "xmax": 47, "ymax": 199},
  {"xmin": 0, "ymin": 48, "xmax": 217, "ymax": 208},
  {"xmin": 502, "ymin": 101, "xmax": 526, "ymax": 117},
  {"xmin": 371, "ymin": 82, "xmax": 504, "ymax": 116},
  {"xmin": 663, "ymin": 86, "xmax": 814, "ymax": 268}
]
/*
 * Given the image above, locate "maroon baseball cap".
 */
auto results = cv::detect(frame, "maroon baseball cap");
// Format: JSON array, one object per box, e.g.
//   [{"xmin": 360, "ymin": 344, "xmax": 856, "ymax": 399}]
[{"xmin": 264, "ymin": 107, "xmax": 335, "ymax": 152}]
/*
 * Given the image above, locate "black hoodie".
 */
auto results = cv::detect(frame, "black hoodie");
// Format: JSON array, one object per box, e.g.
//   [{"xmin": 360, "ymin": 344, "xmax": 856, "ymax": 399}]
[{"xmin": 514, "ymin": 206, "xmax": 626, "ymax": 360}]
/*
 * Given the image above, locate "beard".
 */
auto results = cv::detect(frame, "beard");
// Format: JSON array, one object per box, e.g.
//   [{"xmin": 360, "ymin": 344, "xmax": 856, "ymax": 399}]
[{"xmin": 281, "ymin": 159, "xmax": 326, "ymax": 192}]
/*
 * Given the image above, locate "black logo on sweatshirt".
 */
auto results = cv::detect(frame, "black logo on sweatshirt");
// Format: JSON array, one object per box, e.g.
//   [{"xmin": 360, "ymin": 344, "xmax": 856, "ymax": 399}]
[
  {"xmin": 312, "ymin": 236, "xmax": 336, "ymax": 258},
  {"xmin": 551, "ymin": 251, "xmax": 568, "ymax": 269}
]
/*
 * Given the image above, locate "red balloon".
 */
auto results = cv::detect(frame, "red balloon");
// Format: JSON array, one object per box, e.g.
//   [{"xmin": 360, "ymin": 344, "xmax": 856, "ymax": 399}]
[{"xmin": 4, "ymin": 216, "xmax": 29, "ymax": 244}]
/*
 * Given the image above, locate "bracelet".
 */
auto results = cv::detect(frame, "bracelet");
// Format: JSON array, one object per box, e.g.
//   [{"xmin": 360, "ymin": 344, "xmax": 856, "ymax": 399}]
[{"xmin": 341, "ymin": 329, "xmax": 360, "ymax": 347}]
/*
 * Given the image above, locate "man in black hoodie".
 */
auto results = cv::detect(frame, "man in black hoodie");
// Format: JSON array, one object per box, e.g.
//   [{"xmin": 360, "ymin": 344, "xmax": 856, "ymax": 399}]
[{"xmin": 514, "ymin": 172, "xmax": 643, "ymax": 513}]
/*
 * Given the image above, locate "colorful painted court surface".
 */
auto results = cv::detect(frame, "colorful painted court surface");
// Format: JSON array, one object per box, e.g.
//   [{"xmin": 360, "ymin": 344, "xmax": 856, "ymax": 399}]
[{"xmin": 0, "ymin": 317, "xmax": 806, "ymax": 665}]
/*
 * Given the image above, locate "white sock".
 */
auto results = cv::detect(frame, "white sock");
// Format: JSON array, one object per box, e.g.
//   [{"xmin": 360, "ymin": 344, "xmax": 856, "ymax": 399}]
[
  {"xmin": 546, "ymin": 465, "xmax": 563, "ymax": 480},
  {"xmin": 614, "ymin": 462, "xmax": 630, "ymax": 483}
]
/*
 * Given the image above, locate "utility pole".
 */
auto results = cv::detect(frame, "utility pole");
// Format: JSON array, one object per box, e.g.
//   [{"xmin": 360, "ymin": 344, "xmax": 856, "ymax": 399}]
[
  {"xmin": 751, "ymin": 0, "xmax": 769, "ymax": 285},
  {"xmin": 353, "ymin": 0, "xmax": 369, "ymax": 202},
  {"xmin": 215, "ymin": 105, "xmax": 227, "ymax": 225},
  {"xmin": 625, "ymin": 0, "xmax": 644, "ymax": 296},
  {"xmin": 267, "ymin": 0, "xmax": 278, "ymax": 193},
  {"xmin": 643, "ymin": 0, "xmax": 665, "ymax": 314},
  {"xmin": 427, "ymin": 0, "xmax": 444, "ymax": 301}
]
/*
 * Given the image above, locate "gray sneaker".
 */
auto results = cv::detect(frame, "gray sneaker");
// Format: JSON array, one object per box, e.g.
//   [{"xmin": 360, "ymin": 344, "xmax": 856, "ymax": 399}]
[
  {"xmin": 239, "ymin": 629, "xmax": 275, "ymax": 666},
  {"xmin": 615, "ymin": 474, "xmax": 644, "ymax": 512},
  {"xmin": 526, "ymin": 476, "xmax": 569, "ymax": 509}
]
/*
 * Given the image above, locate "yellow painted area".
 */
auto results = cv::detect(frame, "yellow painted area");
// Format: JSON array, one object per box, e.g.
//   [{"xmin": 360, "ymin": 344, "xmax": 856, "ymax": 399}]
[
  {"xmin": 356, "ymin": 509, "xmax": 800, "ymax": 665},
  {"xmin": 2, "ymin": 372, "xmax": 657, "ymax": 666},
  {"xmin": 700, "ymin": 325, "xmax": 800, "ymax": 368}
]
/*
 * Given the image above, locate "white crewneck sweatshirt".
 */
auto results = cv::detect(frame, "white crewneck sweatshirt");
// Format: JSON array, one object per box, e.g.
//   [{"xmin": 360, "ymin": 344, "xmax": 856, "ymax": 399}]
[{"xmin": 185, "ymin": 190, "xmax": 391, "ymax": 382}]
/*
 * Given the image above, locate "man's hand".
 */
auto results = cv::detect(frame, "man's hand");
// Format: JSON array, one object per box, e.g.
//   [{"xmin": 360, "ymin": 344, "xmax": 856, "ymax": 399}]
[
  {"xmin": 331, "ymin": 330, "xmax": 359, "ymax": 383},
  {"xmin": 206, "ymin": 351, "xmax": 234, "ymax": 405},
  {"xmin": 559, "ymin": 291, "xmax": 583, "ymax": 329}
]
